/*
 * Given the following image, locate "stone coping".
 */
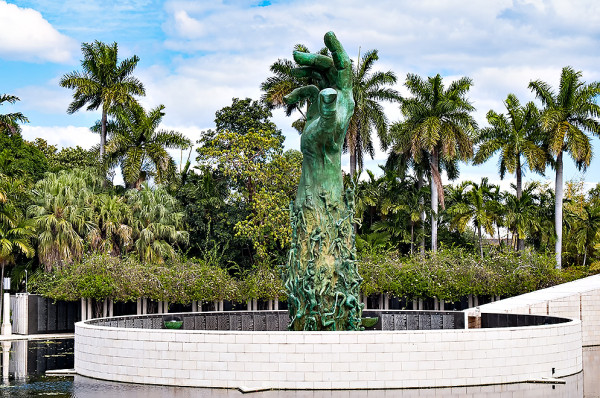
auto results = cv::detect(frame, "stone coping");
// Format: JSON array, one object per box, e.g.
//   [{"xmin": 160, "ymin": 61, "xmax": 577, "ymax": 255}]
[{"xmin": 83, "ymin": 309, "xmax": 573, "ymax": 332}]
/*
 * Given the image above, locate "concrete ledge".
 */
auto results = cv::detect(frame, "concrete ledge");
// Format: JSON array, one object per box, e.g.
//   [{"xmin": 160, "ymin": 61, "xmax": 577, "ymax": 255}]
[{"xmin": 75, "ymin": 313, "xmax": 582, "ymax": 390}]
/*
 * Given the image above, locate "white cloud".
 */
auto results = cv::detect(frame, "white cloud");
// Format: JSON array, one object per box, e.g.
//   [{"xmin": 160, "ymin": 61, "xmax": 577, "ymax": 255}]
[
  {"xmin": 21, "ymin": 125, "xmax": 96, "ymax": 149},
  {"xmin": 0, "ymin": 1, "xmax": 76, "ymax": 63},
  {"xmin": 7, "ymin": 0, "xmax": 600, "ymax": 188}
]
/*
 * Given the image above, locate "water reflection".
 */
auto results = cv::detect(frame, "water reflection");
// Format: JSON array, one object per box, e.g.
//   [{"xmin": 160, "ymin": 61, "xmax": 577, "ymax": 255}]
[
  {"xmin": 0, "ymin": 340, "xmax": 598, "ymax": 397},
  {"xmin": 70, "ymin": 373, "xmax": 584, "ymax": 397},
  {"xmin": 4, "ymin": 339, "xmax": 74, "ymax": 379}
]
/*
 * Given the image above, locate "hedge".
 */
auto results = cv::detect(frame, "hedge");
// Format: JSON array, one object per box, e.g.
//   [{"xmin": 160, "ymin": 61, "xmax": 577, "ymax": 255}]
[{"xmin": 31, "ymin": 249, "xmax": 594, "ymax": 304}]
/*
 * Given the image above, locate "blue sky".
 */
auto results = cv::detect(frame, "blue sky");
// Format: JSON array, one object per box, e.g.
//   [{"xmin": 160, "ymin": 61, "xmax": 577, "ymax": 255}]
[{"xmin": 1, "ymin": 0, "xmax": 599, "ymax": 190}]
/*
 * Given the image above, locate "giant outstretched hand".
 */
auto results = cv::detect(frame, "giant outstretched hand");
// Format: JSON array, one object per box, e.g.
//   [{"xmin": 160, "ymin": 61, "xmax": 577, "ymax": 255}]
[
  {"xmin": 284, "ymin": 32, "xmax": 362, "ymax": 331},
  {"xmin": 284, "ymin": 31, "xmax": 355, "ymax": 210}
]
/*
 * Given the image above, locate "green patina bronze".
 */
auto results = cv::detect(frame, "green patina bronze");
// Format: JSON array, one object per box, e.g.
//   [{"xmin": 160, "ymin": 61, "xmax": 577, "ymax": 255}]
[{"xmin": 284, "ymin": 31, "xmax": 363, "ymax": 331}]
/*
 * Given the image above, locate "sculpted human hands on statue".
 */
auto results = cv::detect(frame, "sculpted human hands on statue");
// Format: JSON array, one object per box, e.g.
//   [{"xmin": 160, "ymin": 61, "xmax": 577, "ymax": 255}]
[
  {"xmin": 284, "ymin": 31, "xmax": 354, "ymax": 155},
  {"xmin": 284, "ymin": 32, "xmax": 354, "ymax": 210}
]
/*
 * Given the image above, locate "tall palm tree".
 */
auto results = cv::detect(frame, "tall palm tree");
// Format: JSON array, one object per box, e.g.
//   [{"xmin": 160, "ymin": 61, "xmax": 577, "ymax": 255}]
[
  {"xmin": 529, "ymin": 66, "xmax": 600, "ymax": 268},
  {"xmin": 345, "ymin": 49, "xmax": 401, "ymax": 177},
  {"xmin": 473, "ymin": 94, "xmax": 547, "ymax": 250},
  {"xmin": 60, "ymin": 41, "xmax": 145, "ymax": 158},
  {"xmin": 0, "ymin": 94, "xmax": 29, "ymax": 134},
  {"xmin": 391, "ymin": 73, "xmax": 477, "ymax": 252},
  {"xmin": 102, "ymin": 104, "xmax": 191, "ymax": 189},
  {"xmin": 448, "ymin": 178, "xmax": 496, "ymax": 258}
]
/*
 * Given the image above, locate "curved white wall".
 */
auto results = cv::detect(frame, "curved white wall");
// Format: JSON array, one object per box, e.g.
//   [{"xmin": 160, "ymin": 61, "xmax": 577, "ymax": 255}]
[
  {"xmin": 75, "ymin": 317, "xmax": 582, "ymax": 391},
  {"xmin": 478, "ymin": 273, "xmax": 600, "ymax": 347}
]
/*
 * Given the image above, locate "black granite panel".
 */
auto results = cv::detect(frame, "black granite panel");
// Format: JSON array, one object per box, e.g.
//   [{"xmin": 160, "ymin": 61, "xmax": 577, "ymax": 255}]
[
  {"xmin": 47, "ymin": 301, "xmax": 57, "ymax": 332},
  {"xmin": 442, "ymin": 314, "xmax": 455, "ymax": 329},
  {"xmin": 267, "ymin": 313, "xmax": 278, "ymax": 331},
  {"xmin": 183, "ymin": 316, "xmax": 194, "ymax": 330},
  {"xmin": 38, "ymin": 298, "xmax": 48, "ymax": 333},
  {"xmin": 254, "ymin": 313, "xmax": 266, "ymax": 331},
  {"xmin": 431, "ymin": 314, "xmax": 443, "ymax": 329},
  {"xmin": 419, "ymin": 314, "xmax": 431, "ymax": 330},
  {"xmin": 394, "ymin": 314, "xmax": 407, "ymax": 330},
  {"xmin": 217, "ymin": 314, "xmax": 230, "ymax": 331},
  {"xmin": 407, "ymin": 313, "xmax": 419, "ymax": 330},
  {"xmin": 230, "ymin": 314, "xmax": 242, "ymax": 331},
  {"xmin": 57, "ymin": 302, "xmax": 67, "ymax": 331},
  {"xmin": 195, "ymin": 315, "xmax": 206, "ymax": 331},
  {"xmin": 206, "ymin": 315, "xmax": 217, "ymax": 331},
  {"xmin": 152, "ymin": 318, "xmax": 162, "ymax": 329},
  {"xmin": 381, "ymin": 314, "xmax": 394, "ymax": 330},
  {"xmin": 278, "ymin": 312, "xmax": 289, "ymax": 330},
  {"xmin": 242, "ymin": 313, "xmax": 254, "ymax": 331}
]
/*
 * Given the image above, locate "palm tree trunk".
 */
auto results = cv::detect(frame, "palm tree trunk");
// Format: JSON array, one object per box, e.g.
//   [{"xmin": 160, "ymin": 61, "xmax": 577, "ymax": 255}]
[
  {"xmin": 430, "ymin": 152, "xmax": 439, "ymax": 252},
  {"xmin": 410, "ymin": 221, "xmax": 414, "ymax": 255},
  {"xmin": 417, "ymin": 170, "xmax": 425, "ymax": 255},
  {"xmin": 555, "ymin": 152, "xmax": 563, "ymax": 269},
  {"xmin": 100, "ymin": 109, "xmax": 107, "ymax": 159},
  {"xmin": 478, "ymin": 225, "xmax": 483, "ymax": 259},
  {"xmin": 583, "ymin": 250, "xmax": 587, "ymax": 267},
  {"xmin": 350, "ymin": 144, "xmax": 357, "ymax": 178},
  {"xmin": 516, "ymin": 160, "xmax": 525, "ymax": 251},
  {"xmin": 497, "ymin": 225, "xmax": 501, "ymax": 251}
]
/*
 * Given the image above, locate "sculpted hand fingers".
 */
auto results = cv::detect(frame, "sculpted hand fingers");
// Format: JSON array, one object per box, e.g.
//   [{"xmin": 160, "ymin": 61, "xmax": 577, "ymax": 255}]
[
  {"xmin": 319, "ymin": 88, "xmax": 337, "ymax": 116},
  {"xmin": 284, "ymin": 85, "xmax": 320, "ymax": 105},
  {"xmin": 324, "ymin": 32, "xmax": 350, "ymax": 71},
  {"xmin": 291, "ymin": 67, "xmax": 324, "ymax": 81},
  {"xmin": 316, "ymin": 88, "xmax": 338, "ymax": 135},
  {"xmin": 293, "ymin": 51, "xmax": 334, "ymax": 70}
]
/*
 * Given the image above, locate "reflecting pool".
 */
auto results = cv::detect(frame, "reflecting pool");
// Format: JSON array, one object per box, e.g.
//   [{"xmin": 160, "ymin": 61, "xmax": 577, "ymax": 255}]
[{"xmin": 1, "ymin": 339, "xmax": 598, "ymax": 397}]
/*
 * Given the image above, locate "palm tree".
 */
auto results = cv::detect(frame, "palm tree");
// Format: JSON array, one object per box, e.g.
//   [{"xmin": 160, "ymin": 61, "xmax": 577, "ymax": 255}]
[
  {"xmin": 0, "ymin": 94, "xmax": 29, "ymax": 134},
  {"xmin": 565, "ymin": 203, "xmax": 600, "ymax": 267},
  {"xmin": 102, "ymin": 104, "xmax": 191, "ymax": 189},
  {"xmin": 448, "ymin": 178, "xmax": 496, "ymax": 258},
  {"xmin": 89, "ymin": 193, "xmax": 133, "ymax": 256},
  {"xmin": 473, "ymin": 94, "xmax": 547, "ymax": 250},
  {"xmin": 126, "ymin": 184, "xmax": 189, "ymax": 263},
  {"xmin": 345, "ymin": 49, "xmax": 401, "ymax": 177},
  {"xmin": 375, "ymin": 172, "xmax": 428, "ymax": 254},
  {"xmin": 529, "ymin": 66, "xmax": 600, "ymax": 268},
  {"xmin": 60, "ymin": 41, "xmax": 145, "ymax": 158},
  {"xmin": 28, "ymin": 170, "xmax": 101, "ymax": 271},
  {"xmin": 503, "ymin": 183, "xmax": 541, "ymax": 250},
  {"xmin": 391, "ymin": 73, "xmax": 477, "ymax": 252},
  {"xmin": 0, "ymin": 174, "xmax": 35, "ymax": 293}
]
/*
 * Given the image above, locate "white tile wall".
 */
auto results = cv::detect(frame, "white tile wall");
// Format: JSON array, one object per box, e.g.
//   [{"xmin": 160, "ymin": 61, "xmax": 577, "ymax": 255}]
[
  {"xmin": 479, "ymin": 273, "xmax": 600, "ymax": 346},
  {"xmin": 75, "ymin": 317, "xmax": 582, "ymax": 390}
]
